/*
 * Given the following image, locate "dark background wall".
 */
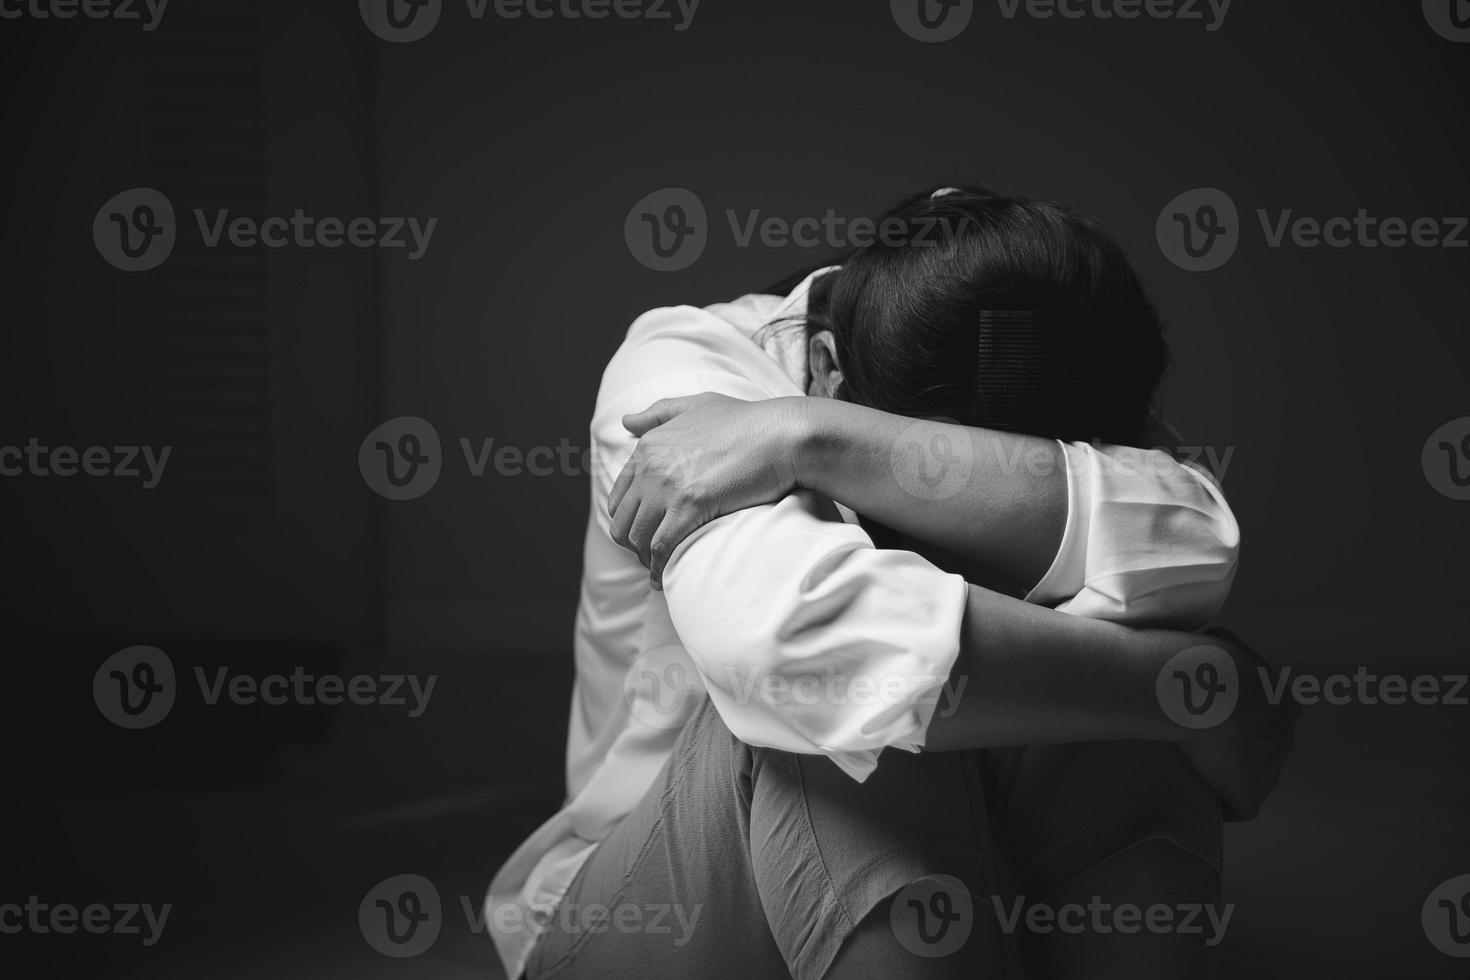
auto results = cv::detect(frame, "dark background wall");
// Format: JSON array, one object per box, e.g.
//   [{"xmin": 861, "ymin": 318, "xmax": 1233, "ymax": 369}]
[
  {"xmin": 376, "ymin": 0, "xmax": 1470, "ymax": 643},
  {"xmin": 1, "ymin": 1, "xmax": 1467, "ymax": 977}
]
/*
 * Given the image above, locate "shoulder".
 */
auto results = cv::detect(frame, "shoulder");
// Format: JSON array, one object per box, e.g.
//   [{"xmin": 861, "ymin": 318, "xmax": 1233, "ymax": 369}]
[{"xmin": 597, "ymin": 301, "xmax": 799, "ymax": 416}]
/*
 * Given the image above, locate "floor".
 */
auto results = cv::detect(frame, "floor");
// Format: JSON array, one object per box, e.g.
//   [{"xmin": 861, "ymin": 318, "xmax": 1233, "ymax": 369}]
[{"xmin": 8, "ymin": 603, "xmax": 1468, "ymax": 978}]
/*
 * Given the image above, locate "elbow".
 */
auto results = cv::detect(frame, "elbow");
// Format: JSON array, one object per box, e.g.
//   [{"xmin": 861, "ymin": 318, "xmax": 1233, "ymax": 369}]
[
  {"xmin": 1155, "ymin": 462, "xmax": 1242, "ymax": 623},
  {"xmin": 1192, "ymin": 511, "xmax": 1240, "ymax": 615},
  {"xmin": 666, "ymin": 541, "xmax": 967, "ymax": 759}
]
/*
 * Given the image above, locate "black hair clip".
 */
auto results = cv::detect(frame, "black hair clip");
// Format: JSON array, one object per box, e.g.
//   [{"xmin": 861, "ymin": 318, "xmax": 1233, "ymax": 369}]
[{"xmin": 974, "ymin": 310, "xmax": 1088, "ymax": 438}]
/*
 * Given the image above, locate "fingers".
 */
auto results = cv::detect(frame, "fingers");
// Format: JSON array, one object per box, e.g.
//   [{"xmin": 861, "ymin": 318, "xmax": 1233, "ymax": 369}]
[
  {"xmin": 648, "ymin": 506, "xmax": 697, "ymax": 591},
  {"xmin": 627, "ymin": 499, "xmax": 665, "ymax": 570},
  {"xmin": 622, "ymin": 395, "xmax": 692, "ymax": 436},
  {"xmin": 610, "ymin": 471, "xmax": 666, "ymax": 571},
  {"xmin": 608, "ymin": 485, "xmax": 642, "ymax": 551},
  {"xmin": 608, "ymin": 455, "xmax": 636, "ymax": 517}
]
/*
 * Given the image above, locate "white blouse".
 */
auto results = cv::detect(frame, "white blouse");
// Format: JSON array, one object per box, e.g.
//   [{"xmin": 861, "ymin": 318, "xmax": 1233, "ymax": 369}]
[{"xmin": 486, "ymin": 271, "xmax": 1240, "ymax": 979}]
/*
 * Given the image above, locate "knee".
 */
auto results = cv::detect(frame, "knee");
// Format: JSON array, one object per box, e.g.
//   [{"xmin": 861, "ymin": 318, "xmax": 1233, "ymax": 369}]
[
  {"xmin": 1062, "ymin": 838, "xmax": 1221, "ymax": 906},
  {"xmin": 825, "ymin": 883, "xmax": 1004, "ymax": 980}
]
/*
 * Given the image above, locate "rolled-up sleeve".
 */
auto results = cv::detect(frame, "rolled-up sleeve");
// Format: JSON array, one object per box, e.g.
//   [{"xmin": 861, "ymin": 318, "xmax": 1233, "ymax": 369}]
[
  {"xmin": 662, "ymin": 494, "xmax": 969, "ymax": 782},
  {"xmin": 591, "ymin": 305, "xmax": 969, "ymax": 783},
  {"xmin": 1025, "ymin": 441, "xmax": 1241, "ymax": 630}
]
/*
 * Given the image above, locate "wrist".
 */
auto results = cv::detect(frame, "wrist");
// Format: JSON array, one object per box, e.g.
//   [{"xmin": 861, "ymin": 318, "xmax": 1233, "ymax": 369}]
[{"xmin": 787, "ymin": 397, "xmax": 839, "ymax": 491}]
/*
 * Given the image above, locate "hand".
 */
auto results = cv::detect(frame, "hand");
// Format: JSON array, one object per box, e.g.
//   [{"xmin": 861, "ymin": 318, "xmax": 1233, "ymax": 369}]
[
  {"xmin": 1177, "ymin": 628, "xmax": 1301, "ymax": 821},
  {"xmin": 609, "ymin": 393, "xmax": 806, "ymax": 589}
]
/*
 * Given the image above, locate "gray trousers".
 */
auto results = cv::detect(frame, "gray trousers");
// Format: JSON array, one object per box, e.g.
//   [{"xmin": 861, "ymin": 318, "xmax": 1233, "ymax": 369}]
[{"xmin": 525, "ymin": 697, "xmax": 1222, "ymax": 980}]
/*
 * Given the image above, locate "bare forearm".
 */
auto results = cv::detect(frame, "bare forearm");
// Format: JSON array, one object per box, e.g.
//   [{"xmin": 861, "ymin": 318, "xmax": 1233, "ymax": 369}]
[
  {"xmin": 792, "ymin": 398, "xmax": 1066, "ymax": 592},
  {"xmin": 923, "ymin": 584, "xmax": 1190, "ymax": 751}
]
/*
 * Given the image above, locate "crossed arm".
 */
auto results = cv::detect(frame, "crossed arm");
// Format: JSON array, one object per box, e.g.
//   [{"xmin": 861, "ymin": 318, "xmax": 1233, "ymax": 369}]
[
  {"xmin": 613, "ymin": 392, "xmax": 1238, "ymax": 629},
  {"xmin": 593, "ymin": 306, "xmax": 1290, "ymax": 818},
  {"xmin": 613, "ymin": 393, "xmax": 1066, "ymax": 595}
]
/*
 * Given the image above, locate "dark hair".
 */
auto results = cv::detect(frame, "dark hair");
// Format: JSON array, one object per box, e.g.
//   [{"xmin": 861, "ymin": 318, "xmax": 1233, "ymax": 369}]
[{"xmin": 765, "ymin": 186, "xmax": 1169, "ymax": 446}]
